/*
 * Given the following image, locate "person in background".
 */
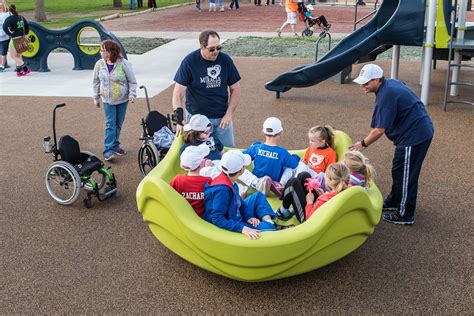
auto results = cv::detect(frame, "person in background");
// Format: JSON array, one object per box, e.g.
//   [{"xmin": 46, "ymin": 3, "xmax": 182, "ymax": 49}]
[
  {"xmin": 92, "ymin": 40, "xmax": 137, "ymax": 161},
  {"xmin": 172, "ymin": 30, "xmax": 241, "ymax": 147},
  {"xmin": 2, "ymin": 4, "xmax": 31, "ymax": 76},
  {"xmin": 0, "ymin": 1, "xmax": 9, "ymax": 72}
]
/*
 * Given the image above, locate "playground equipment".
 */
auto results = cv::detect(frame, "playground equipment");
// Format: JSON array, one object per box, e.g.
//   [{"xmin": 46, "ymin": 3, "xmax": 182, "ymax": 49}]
[
  {"xmin": 265, "ymin": 0, "xmax": 425, "ymax": 96},
  {"xmin": 136, "ymin": 131, "xmax": 383, "ymax": 282},
  {"xmin": 23, "ymin": 20, "xmax": 127, "ymax": 72},
  {"xmin": 44, "ymin": 103, "xmax": 118, "ymax": 208},
  {"xmin": 265, "ymin": 0, "xmax": 473, "ymax": 108}
]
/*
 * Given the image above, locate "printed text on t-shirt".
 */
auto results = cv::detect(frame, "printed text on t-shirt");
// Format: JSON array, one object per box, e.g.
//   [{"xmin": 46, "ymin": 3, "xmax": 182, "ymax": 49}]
[{"xmin": 257, "ymin": 149, "xmax": 279, "ymax": 159}]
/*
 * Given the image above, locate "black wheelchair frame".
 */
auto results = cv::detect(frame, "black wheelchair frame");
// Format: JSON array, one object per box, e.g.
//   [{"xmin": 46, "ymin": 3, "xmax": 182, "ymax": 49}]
[
  {"xmin": 43, "ymin": 103, "xmax": 117, "ymax": 208},
  {"xmin": 137, "ymin": 85, "xmax": 175, "ymax": 175}
]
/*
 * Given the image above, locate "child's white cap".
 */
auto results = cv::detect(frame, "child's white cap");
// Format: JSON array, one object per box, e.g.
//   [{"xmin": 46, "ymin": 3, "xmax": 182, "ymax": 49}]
[
  {"xmin": 263, "ymin": 117, "xmax": 283, "ymax": 136},
  {"xmin": 180, "ymin": 144, "xmax": 210, "ymax": 171},
  {"xmin": 220, "ymin": 150, "xmax": 252, "ymax": 174},
  {"xmin": 353, "ymin": 64, "xmax": 384, "ymax": 85},
  {"xmin": 306, "ymin": 4, "xmax": 314, "ymax": 10},
  {"xmin": 183, "ymin": 114, "xmax": 211, "ymax": 132}
]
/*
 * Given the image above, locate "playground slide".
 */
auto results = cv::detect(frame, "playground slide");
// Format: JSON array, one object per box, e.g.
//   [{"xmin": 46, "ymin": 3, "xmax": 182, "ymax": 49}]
[{"xmin": 265, "ymin": 0, "xmax": 425, "ymax": 93}]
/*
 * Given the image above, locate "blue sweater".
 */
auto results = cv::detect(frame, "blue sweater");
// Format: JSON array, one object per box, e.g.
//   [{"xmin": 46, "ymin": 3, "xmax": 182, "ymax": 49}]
[{"xmin": 203, "ymin": 173, "xmax": 253, "ymax": 233}]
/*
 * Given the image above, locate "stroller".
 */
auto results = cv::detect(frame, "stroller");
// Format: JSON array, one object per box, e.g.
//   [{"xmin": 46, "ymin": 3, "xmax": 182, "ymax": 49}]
[
  {"xmin": 298, "ymin": 4, "xmax": 331, "ymax": 37},
  {"xmin": 137, "ymin": 85, "xmax": 176, "ymax": 176},
  {"xmin": 43, "ymin": 103, "xmax": 117, "ymax": 208}
]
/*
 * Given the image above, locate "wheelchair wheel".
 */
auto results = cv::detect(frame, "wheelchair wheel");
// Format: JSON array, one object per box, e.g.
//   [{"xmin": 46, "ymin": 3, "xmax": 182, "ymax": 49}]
[
  {"xmin": 138, "ymin": 143, "xmax": 160, "ymax": 176},
  {"xmin": 45, "ymin": 161, "xmax": 81, "ymax": 205},
  {"xmin": 302, "ymin": 29, "xmax": 313, "ymax": 37}
]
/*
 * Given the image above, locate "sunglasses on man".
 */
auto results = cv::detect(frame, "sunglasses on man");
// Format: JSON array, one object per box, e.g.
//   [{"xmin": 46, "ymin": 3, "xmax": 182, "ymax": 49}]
[{"xmin": 207, "ymin": 45, "xmax": 222, "ymax": 52}]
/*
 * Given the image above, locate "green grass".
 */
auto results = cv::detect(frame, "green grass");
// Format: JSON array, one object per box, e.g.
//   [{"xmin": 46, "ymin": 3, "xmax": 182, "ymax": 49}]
[{"xmin": 12, "ymin": 0, "xmax": 192, "ymax": 28}]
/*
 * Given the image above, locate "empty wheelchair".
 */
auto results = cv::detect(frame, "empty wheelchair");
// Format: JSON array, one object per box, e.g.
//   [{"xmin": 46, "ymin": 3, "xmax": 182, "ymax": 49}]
[
  {"xmin": 138, "ymin": 85, "xmax": 175, "ymax": 175},
  {"xmin": 44, "ymin": 103, "xmax": 118, "ymax": 208}
]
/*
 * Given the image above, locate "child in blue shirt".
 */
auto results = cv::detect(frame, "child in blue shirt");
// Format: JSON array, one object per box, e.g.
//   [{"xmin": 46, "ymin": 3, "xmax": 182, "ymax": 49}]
[
  {"xmin": 203, "ymin": 150, "xmax": 277, "ymax": 240},
  {"xmin": 243, "ymin": 117, "xmax": 300, "ymax": 196}
]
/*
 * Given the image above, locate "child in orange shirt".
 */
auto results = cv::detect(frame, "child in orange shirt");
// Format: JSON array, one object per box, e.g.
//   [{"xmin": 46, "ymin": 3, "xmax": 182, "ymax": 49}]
[{"xmin": 296, "ymin": 125, "xmax": 337, "ymax": 178}]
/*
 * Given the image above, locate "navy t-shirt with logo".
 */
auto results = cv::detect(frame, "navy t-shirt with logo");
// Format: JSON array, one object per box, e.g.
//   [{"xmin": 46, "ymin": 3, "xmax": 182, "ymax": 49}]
[
  {"xmin": 371, "ymin": 79, "xmax": 434, "ymax": 147},
  {"xmin": 174, "ymin": 49, "xmax": 241, "ymax": 119}
]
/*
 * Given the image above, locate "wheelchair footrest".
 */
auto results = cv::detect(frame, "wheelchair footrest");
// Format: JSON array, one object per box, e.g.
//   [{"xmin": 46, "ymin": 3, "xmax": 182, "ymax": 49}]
[{"xmin": 100, "ymin": 186, "xmax": 117, "ymax": 198}]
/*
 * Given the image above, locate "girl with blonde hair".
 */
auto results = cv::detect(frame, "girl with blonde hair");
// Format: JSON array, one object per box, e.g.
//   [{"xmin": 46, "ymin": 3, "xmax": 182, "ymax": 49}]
[{"xmin": 342, "ymin": 151, "xmax": 375, "ymax": 188}]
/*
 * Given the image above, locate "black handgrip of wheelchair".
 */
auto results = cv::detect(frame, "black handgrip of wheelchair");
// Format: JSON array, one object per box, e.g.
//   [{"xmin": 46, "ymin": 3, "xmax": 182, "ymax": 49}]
[
  {"xmin": 173, "ymin": 107, "xmax": 184, "ymax": 126},
  {"xmin": 55, "ymin": 103, "xmax": 66, "ymax": 109}
]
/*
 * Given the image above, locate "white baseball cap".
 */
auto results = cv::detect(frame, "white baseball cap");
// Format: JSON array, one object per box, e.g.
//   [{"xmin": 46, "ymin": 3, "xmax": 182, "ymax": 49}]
[
  {"xmin": 263, "ymin": 117, "xmax": 283, "ymax": 136},
  {"xmin": 183, "ymin": 114, "xmax": 212, "ymax": 132},
  {"xmin": 353, "ymin": 64, "xmax": 384, "ymax": 85},
  {"xmin": 180, "ymin": 144, "xmax": 210, "ymax": 171},
  {"xmin": 306, "ymin": 4, "xmax": 314, "ymax": 10},
  {"xmin": 220, "ymin": 150, "xmax": 252, "ymax": 174}
]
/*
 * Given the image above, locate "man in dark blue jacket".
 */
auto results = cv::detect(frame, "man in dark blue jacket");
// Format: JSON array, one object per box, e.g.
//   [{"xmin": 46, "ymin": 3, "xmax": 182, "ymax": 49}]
[
  {"xmin": 350, "ymin": 64, "xmax": 434, "ymax": 225},
  {"xmin": 203, "ymin": 150, "xmax": 276, "ymax": 239}
]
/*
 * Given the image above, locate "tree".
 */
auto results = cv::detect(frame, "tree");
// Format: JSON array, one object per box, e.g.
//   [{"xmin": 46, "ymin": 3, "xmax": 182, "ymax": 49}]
[
  {"xmin": 35, "ymin": 0, "xmax": 48, "ymax": 22},
  {"xmin": 113, "ymin": 0, "xmax": 123, "ymax": 8}
]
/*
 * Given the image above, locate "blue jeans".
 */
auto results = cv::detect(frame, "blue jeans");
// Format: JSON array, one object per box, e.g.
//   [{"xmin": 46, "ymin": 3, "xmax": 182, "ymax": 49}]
[
  {"xmin": 186, "ymin": 113, "xmax": 235, "ymax": 147},
  {"xmin": 243, "ymin": 192, "xmax": 276, "ymax": 231},
  {"xmin": 103, "ymin": 101, "xmax": 128, "ymax": 156},
  {"xmin": 218, "ymin": 0, "xmax": 223, "ymax": 7}
]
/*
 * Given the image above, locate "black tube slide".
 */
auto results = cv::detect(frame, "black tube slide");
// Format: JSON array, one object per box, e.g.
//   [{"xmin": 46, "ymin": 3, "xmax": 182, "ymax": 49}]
[{"xmin": 265, "ymin": 0, "xmax": 425, "ymax": 93}]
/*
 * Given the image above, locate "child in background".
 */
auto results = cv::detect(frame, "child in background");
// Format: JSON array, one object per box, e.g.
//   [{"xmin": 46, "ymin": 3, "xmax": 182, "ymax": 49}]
[
  {"xmin": 278, "ymin": 163, "xmax": 349, "ymax": 223},
  {"xmin": 203, "ymin": 150, "xmax": 277, "ymax": 240},
  {"xmin": 342, "ymin": 151, "xmax": 375, "ymax": 188},
  {"xmin": 180, "ymin": 114, "xmax": 224, "ymax": 161},
  {"xmin": 243, "ymin": 117, "xmax": 300, "ymax": 197},
  {"xmin": 209, "ymin": 0, "xmax": 217, "ymax": 11},
  {"xmin": 170, "ymin": 144, "xmax": 212, "ymax": 218},
  {"xmin": 297, "ymin": 125, "xmax": 337, "ymax": 176}
]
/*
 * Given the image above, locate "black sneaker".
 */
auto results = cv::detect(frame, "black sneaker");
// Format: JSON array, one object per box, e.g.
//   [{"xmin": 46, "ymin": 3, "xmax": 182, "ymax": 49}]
[
  {"xmin": 382, "ymin": 213, "xmax": 414, "ymax": 225},
  {"xmin": 276, "ymin": 207, "xmax": 293, "ymax": 221}
]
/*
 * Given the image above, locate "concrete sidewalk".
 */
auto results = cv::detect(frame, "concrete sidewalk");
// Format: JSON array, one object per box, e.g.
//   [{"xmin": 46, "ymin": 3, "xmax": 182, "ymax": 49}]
[
  {"xmin": 0, "ymin": 37, "xmax": 198, "ymax": 98},
  {"xmin": 0, "ymin": 31, "xmax": 348, "ymax": 98}
]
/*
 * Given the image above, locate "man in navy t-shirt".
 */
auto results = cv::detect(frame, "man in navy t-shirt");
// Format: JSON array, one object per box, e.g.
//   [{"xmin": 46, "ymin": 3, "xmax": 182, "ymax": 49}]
[
  {"xmin": 172, "ymin": 30, "xmax": 241, "ymax": 147},
  {"xmin": 350, "ymin": 64, "xmax": 434, "ymax": 225}
]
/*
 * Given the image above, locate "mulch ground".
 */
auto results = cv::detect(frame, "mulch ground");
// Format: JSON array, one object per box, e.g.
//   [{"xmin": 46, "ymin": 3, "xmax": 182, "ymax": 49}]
[{"xmin": 1, "ymin": 4, "xmax": 473, "ymax": 314}]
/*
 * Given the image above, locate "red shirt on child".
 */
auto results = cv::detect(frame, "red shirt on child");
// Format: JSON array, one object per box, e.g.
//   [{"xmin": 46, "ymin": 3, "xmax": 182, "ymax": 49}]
[
  {"xmin": 170, "ymin": 175, "xmax": 212, "ymax": 217},
  {"xmin": 305, "ymin": 191, "xmax": 337, "ymax": 220},
  {"xmin": 303, "ymin": 146, "xmax": 337, "ymax": 173}
]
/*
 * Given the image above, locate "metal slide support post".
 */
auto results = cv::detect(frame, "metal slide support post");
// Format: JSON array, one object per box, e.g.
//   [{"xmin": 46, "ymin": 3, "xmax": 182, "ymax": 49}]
[
  {"xmin": 421, "ymin": 0, "xmax": 438, "ymax": 106},
  {"xmin": 449, "ymin": 0, "xmax": 468, "ymax": 96},
  {"xmin": 390, "ymin": 45, "xmax": 400, "ymax": 79}
]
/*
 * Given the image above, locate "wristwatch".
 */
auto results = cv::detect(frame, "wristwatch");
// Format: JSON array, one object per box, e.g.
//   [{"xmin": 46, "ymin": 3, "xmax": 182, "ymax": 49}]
[{"xmin": 361, "ymin": 139, "xmax": 368, "ymax": 148}]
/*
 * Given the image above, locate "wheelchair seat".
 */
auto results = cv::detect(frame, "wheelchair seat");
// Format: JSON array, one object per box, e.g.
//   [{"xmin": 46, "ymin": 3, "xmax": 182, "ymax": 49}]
[
  {"xmin": 145, "ymin": 111, "xmax": 169, "ymax": 137},
  {"xmin": 58, "ymin": 135, "xmax": 103, "ymax": 176}
]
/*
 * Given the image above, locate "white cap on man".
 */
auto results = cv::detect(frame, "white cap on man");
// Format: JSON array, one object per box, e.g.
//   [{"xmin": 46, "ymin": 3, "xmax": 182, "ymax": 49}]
[
  {"xmin": 183, "ymin": 114, "xmax": 211, "ymax": 132},
  {"xmin": 220, "ymin": 150, "xmax": 252, "ymax": 174},
  {"xmin": 263, "ymin": 117, "xmax": 283, "ymax": 136},
  {"xmin": 353, "ymin": 64, "xmax": 384, "ymax": 85},
  {"xmin": 180, "ymin": 144, "xmax": 210, "ymax": 171}
]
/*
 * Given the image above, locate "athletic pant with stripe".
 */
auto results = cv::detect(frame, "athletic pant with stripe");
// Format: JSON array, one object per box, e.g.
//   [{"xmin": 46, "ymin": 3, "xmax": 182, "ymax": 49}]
[
  {"xmin": 280, "ymin": 172, "xmax": 314, "ymax": 223},
  {"xmin": 384, "ymin": 138, "xmax": 432, "ymax": 219}
]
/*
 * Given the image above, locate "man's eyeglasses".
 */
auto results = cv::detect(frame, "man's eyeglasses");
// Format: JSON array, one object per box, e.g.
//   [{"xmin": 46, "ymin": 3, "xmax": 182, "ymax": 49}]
[
  {"xmin": 100, "ymin": 49, "xmax": 106, "ymax": 52},
  {"xmin": 207, "ymin": 45, "xmax": 222, "ymax": 53}
]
